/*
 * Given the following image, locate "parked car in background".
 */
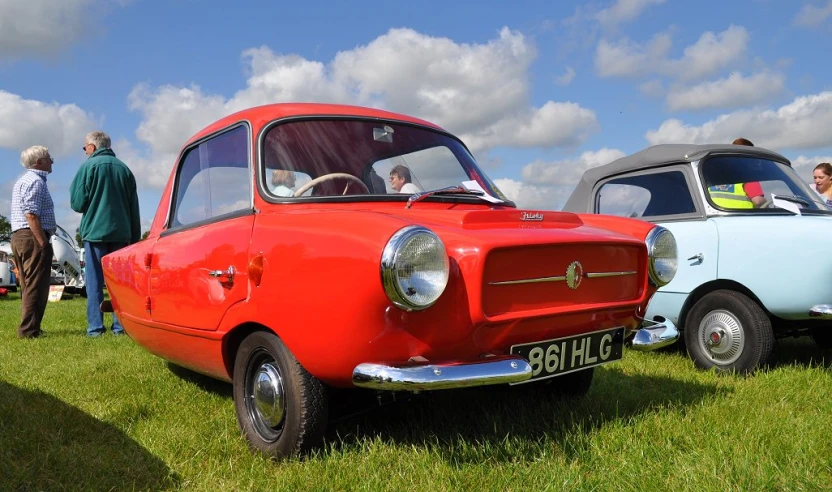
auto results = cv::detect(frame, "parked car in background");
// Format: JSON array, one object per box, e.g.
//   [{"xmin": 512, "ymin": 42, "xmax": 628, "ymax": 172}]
[
  {"xmin": 564, "ymin": 144, "xmax": 832, "ymax": 374},
  {"xmin": 102, "ymin": 103, "xmax": 678, "ymax": 459},
  {"xmin": 51, "ymin": 225, "xmax": 86, "ymax": 297},
  {"xmin": 0, "ymin": 249, "xmax": 17, "ymax": 292}
]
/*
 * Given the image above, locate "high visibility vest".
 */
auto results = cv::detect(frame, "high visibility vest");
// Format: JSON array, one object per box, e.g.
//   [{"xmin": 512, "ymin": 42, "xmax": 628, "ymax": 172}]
[{"xmin": 708, "ymin": 183, "xmax": 754, "ymax": 209}]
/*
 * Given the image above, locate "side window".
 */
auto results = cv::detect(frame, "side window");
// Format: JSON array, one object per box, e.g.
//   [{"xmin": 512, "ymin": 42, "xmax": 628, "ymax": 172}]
[
  {"xmin": 172, "ymin": 126, "xmax": 250, "ymax": 227},
  {"xmin": 597, "ymin": 170, "xmax": 696, "ymax": 218}
]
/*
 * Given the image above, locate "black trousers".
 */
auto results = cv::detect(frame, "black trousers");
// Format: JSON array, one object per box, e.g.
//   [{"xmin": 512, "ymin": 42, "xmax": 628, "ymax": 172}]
[{"xmin": 11, "ymin": 229, "xmax": 53, "ymax": 338}]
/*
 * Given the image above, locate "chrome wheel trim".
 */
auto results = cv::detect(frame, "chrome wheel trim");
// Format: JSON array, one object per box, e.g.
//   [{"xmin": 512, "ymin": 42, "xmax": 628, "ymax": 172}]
[
  {"xmin": 697, "ymin": 309, "xmax": 745, "ymax": 365},
  {"xmin": 246, "ymin": 351, "xmax": 286, "ymax": 442}
]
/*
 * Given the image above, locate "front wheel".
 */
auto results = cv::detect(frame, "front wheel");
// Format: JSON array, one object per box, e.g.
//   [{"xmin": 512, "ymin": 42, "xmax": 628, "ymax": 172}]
[
  {"xmin": 233, "ymin": 331, "xmax": 328, "ymax": 459},
  {"xmin": 684, "ymin": 290, "xmax": 774, "ymax": 374}
]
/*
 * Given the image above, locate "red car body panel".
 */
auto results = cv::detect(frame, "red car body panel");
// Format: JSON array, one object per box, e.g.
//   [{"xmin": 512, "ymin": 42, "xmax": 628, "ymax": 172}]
[{"xmin": 103, "ymin": 103, "xmax": 660, "ymax": 387}]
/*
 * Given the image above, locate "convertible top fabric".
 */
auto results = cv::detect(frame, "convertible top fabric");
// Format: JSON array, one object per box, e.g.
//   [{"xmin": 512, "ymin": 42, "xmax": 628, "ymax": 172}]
[{"xmin": 562, "ymin": 144, "xmax": 790, "ymax": 213}]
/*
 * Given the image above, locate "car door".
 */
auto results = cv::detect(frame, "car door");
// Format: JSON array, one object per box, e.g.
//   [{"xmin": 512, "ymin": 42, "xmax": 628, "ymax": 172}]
[
  {"xmin": 594, "ymin": 165, "xmax": 718, "ymax": 323},
  {"xmin": 149, "ymin": 124, "xmax": 253, "ymax": 331},
  {"xmin": 653, "ymin": 219, "xmax": 718, "ymax": 294}
]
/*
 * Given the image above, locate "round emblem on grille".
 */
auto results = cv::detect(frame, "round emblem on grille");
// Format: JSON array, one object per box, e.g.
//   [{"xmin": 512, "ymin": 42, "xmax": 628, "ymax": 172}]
[{"xmin": 566, "ymin": 261, "xmax": 583, "ymax": 290}]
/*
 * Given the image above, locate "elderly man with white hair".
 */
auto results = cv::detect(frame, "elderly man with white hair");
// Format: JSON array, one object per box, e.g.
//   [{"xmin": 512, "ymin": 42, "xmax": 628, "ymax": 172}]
[{"xmin": 10, "ymin": 145, "xmax": 56, "ymax": 339}]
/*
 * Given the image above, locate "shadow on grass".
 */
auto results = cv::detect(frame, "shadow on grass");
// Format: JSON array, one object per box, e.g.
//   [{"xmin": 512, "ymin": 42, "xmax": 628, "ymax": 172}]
[
  {"xmin": 0, "ymin": 381, "xmax": 178, "ymax": 490},
  {"xmin": 769, "ymin": 337, "xmax": 832, "ymax": 370},
  {"xmin": 166, "ymin": 362, "xmax": 233, "ymax": 398},
  {"xmin": 327, "ymin": 367, "xmax": 723, "ymax": 464}
]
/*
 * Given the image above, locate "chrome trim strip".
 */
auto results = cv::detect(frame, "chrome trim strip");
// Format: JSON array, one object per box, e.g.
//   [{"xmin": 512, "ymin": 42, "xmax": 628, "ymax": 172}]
[
  {"xmin": 586, "ymin": 271, "xmax": 638, "ymax": 278},
  {"xmin": 628, "ymin": 317, "xmax": 679, "ymax": 351},
  {"xmin": 352, "ymin": 356, "xmax": 532, "ymax": 391},
  {"xmin": 809, "ymin": 304, "xmax": 832, "ymax": 319},
  {"xmin": 489, "ymin": 275, "xmax": 566, "ymax": 286},
  {"xmin": 489, "ymin": 270, "xmax": 636, "ymax": 286}
]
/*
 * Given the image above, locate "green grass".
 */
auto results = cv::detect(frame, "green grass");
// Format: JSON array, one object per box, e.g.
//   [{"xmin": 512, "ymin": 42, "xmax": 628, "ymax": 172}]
[{"xmin": 1, "ymin": 291, "xmax": 831, "ymax": 491}]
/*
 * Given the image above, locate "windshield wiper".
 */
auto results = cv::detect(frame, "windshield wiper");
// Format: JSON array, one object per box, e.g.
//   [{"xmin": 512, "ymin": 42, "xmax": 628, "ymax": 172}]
[
  {"xmin": 773, "ymin": 195, "xmax": 812, "ymax": 207},
  {"xmin": 405, "ymin": 186, "xmax": 485, "ymax": 209}
]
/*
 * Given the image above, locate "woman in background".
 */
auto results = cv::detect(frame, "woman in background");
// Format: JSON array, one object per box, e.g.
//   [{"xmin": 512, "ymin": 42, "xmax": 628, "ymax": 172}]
[
  {"xmin": 812, "ymin": 162, "xmax": 832, "ymax": 207},
  {"xmin": 271, "ymin": 169, "xmax": 297, "ymax": 197}
]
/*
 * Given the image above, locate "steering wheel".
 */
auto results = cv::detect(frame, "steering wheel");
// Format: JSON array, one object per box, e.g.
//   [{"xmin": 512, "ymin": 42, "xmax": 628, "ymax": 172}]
[{"xmin": 292, "ymin": 173, "xmax": 370, "ymax": 197}]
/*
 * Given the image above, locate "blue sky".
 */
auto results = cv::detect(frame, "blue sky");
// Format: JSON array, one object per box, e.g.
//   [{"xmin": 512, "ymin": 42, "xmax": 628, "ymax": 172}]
[{"xmin": 2, "ymin": 0, "xmax": 831, "ymax": 233}]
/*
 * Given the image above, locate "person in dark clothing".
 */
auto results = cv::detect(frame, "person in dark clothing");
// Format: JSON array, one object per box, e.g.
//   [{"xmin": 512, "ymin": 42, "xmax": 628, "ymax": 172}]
[{"xmin": 70, "ymin": 131, "xmax": 140, "ymax": 337}]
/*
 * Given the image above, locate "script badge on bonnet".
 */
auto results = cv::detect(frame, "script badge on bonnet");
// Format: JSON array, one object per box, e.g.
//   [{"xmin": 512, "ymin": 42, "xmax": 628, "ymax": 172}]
[{"xmin": 520, "ymin": 211, "xmax": 544, "ymax": 221}]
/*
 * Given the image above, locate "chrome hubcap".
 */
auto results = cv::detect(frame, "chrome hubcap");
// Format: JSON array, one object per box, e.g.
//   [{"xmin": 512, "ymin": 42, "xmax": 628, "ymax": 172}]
[
  {"xmin": 698, "ymin": 309, "xmax": 744, "ymax": 365},
  {"xmin": 252, "ymin": 362, "xmax": 285, "ymax": 429}
]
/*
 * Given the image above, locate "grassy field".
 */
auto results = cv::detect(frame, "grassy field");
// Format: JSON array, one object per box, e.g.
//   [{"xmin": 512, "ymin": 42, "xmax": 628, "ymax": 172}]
[{"xmin": 1, "ymin": 291, "xmax": 831, "ymax": 491}]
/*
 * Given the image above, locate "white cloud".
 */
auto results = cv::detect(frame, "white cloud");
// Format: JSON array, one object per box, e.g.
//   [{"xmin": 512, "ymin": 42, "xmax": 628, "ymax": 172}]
[
  {"xmin": 639, "ymin": 79, "xmax": 665, "ymax": 97},
  {"xmin": 462, "ymin": 101, "xmax": 598, "ymax": 152},
  {"xmin": 554, "ymin": 66, "xmax": 576, "ymax": 86},
  {"xmin": 671, "ymin": 25, "xmax": 749, "ymax": 81},
  {"xmin": 491, "ymin": 148, "xmax": 626, "ymax": 212},
  {"xmin": 0, "ymin": 0, "xmax": 124, "ymax": 59},
  {"xmin": 595, "ymin": 32, "xmax": 672, "ymax": 78},
  {"xmin": 111, "ymin": 137, "xmax": 176, "ymax": 190},
  {"xmin": 666, "ymin": 72, "xmax": 786, "ymax": 111},
  {"xmin": 128, "ymin": 28, "xmax": 599, "ymax": 188},
  {"xmin": 596, "ymin": 0, "xmax": 666, "ymax": 31},
  {"xmin": 0, "ymin": 90, "xmax": 99, "ymax": 157},
  {"xmin": 595, "ymin": 25, "xmax": 748, "ymax": 81},
  {"xmin": 128, "ymin": 84, "xmax": 227, "ymax": 156},
  {"xmin": 520, "ymin": 148, "xmax": 626, "ymax": 186},
  {"xmin": 645, "ymin": 91, "xmax": 832, "ymax": 150},
  {"xmin": 792, "ymin": 1, "xmax": 832, "ymax": 27},
  {"xmin": 493, "ymin": 178, "xmax": 570, "ymax": 211},
  {"xmin": 0, "ymin": 179, "xmax": 13, "ymax": 223}
]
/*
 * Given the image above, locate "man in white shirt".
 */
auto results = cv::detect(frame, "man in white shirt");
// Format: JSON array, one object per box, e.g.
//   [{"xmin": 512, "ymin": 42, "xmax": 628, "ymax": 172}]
[{"xmin": 389, "ymin": 165, "xmax": 421, "ymax": 194}]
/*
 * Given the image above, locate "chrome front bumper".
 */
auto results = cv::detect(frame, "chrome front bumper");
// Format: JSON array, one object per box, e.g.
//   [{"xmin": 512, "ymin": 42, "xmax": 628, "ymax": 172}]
[
  {"xmin": 628, "ymin": 317, "xmax": 679, "ymax": 351},
  {"xmin": 352, "ymin": 356, "xmax": 532, "ymax": 391},
  {"xmin": 809, "ymin": 304, "xmax": 832, "ymax": 319}
]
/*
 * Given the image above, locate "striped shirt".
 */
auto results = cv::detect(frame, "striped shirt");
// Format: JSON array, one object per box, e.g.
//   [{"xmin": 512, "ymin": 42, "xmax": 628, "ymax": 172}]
[{"xmin": 11, "ymin": 169, "xmax": 56, "ymax": 234}]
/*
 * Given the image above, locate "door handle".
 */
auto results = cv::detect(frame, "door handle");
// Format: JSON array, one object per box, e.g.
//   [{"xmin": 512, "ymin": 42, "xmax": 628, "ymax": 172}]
[
  {"xmin": 208, "ymin": 265, "xmax": 236, "ymax": 284},
  {"xmin": 687, "ymin": 253, "xmax": 704, "ymax": 263}
]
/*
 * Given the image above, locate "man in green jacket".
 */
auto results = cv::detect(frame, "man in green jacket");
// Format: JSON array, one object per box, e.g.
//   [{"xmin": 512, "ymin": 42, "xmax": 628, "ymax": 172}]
[{"xmin": 70, "ymin": 131, "xmax": 141, "ymax": 337}]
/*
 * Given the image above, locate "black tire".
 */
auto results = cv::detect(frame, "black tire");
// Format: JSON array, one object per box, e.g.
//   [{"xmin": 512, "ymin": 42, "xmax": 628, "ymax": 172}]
[
  {"xmin": 684, "ymin": 290, "xmax": 774, "ymax": 374},
  {"xmin": 233, "ymin": 331, "xmax": 328, "ymax": 459},
  {"xmin": 548, "ymin": 367, "xmax": 594, "ymax": 398},
  {"xmin": 811, "ymin": 329, "xmax": 832, "ymax": 349},
  {"xmin": 79, "ymin": 286, "xmax": 87, "ymax": 298}
]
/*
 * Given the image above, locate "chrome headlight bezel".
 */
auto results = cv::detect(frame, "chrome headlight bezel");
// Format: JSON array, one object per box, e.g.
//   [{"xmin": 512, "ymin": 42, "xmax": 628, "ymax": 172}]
[
  {"xmin": 645, "ymin": 226, "xmax": 677, "ymax": 287},
  {"xmin": 381, "ymin": 226, "xmax": 450, "ymax": 311}
]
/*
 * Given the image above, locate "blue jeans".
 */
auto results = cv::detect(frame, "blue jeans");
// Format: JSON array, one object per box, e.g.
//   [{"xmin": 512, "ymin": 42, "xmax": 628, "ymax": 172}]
[{"xmin": 85, "ymin": 241, "xmax": 127, "ymax": 336}]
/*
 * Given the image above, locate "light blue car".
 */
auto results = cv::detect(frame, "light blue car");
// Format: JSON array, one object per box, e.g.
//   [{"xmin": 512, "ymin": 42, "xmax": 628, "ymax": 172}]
[{"xmin": 564, "ymin": 144, "xmax": 832, "ymax": 373}]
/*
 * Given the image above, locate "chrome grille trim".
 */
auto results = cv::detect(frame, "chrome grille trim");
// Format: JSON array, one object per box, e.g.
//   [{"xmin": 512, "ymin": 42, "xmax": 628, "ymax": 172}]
[
  {"xmin": 489, "ymin": 270, "xmax": 636, "ymax": 286},
  {"xmin": 585, "ymin": 271, "xmax": 638, "ymax": 278}
]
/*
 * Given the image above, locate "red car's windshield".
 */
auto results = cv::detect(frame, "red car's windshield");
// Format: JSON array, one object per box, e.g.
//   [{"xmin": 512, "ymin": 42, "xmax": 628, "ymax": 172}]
[{"xmin": 260, "ymin": 118, "xmax": 506, "ymax": 201}]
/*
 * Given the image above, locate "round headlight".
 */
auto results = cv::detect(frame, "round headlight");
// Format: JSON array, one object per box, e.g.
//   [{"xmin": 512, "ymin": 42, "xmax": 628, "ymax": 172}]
[
  {"xmin": 646, "ymin": 226, "xmax": 677, "ymax": 287},
  {"xmin": 381, "ymin": 226, "xmax": 450, "ymax": 311}
]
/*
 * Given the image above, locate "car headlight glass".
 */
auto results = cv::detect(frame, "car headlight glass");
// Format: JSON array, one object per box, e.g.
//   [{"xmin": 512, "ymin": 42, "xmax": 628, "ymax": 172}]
[
  {"xmin": 381, "ymin": 226, "xmax": 450, "ymax": 311},
  {"xmin": 646, "ymin": 226, "xmax": 677, "ymax": 287}
]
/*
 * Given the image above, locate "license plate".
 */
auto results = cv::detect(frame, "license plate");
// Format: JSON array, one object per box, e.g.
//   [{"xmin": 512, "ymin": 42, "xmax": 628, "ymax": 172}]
[{"xmin": 509, "ymin": 327, "xmax": 625, "ymax": 384}]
